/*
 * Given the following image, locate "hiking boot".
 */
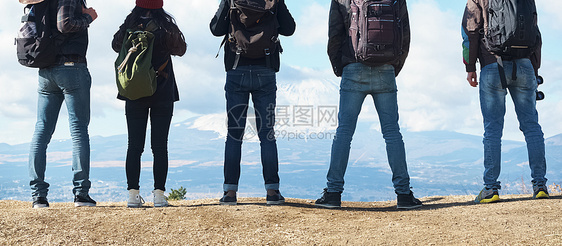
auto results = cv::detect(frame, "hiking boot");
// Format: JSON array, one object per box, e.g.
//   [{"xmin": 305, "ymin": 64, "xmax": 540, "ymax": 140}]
[
  {"xmin": 32, "ymin": 197, "xmax": 49, "ymax": 209},
  {"xmin": 153, "ymin": 189, "xmax": 169, "ymax": 207},
  {"xmin": 127, "ymin": 189, "xmax": 145, "ymax": 208},
  {"xmin": 315, "ymin": 188, "xmax": 341, "ymax": 208},
  {"xmin": 219, "ymin": 192, "xmax": 237, "ymax": 205},
  {"xmin": 396, "ymin": 191, "xmax": 423, "ymax": 209},
  {"xmin": 533, "ymin": 184, "xmax": 550, "ymax": 199},
  {"xmin": 74, "ymin": 195, "xmax": 97, "ymax": 207},
  {"xmin": 266, "ymin": 190, "xmax": 285, "ymax": 205},
  {"xmin": 474, "ymin": 187, "xmax": 500, "ymax": 203}
]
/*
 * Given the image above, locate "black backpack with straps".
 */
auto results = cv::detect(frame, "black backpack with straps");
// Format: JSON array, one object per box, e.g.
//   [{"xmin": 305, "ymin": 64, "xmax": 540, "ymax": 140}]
[
  {"xmin": 15, "ymin": 0, "xmax": 61, "ymax": 68},
  {"xmin": 225, "ymin": 0, "xmax": 280, "ymax": 70}
]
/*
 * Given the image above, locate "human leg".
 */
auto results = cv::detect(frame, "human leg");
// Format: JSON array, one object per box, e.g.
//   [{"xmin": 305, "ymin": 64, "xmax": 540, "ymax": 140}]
[
  {"xmin": 150, "ymin": 101, "xmax": 174, "ymax": 191},
  {"xmin": 29, "ymin": 68, "xmax": 64, "ymax": 199},
  {"xmin": 326, "ymin": 64, "xmax": 368, "ymax": 193},
  {"xmin": 507, "ymin": 59, "xmax": 547, "ymax": 186},
  {"xmin": 125, "ymin": 101, "xmax": 149, "ymax": 190},
  {"xmin": 223, "ymin": 68, "xmax": 251, "ymax": 193},
  {"xmin": 56, "ymin": 65, "xmax": 92, "ymax": 197},
  {"xmin": 479, "ymin": 63, "xmax": 507, "ymax": 190}
]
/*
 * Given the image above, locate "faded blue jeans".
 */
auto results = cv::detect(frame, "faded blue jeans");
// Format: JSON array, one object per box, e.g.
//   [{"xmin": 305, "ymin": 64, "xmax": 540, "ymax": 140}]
[
  {"xmin": 326, "ymin": 63, "xmax": 411, "ymax": 195},
  {"xmin": 29, "ymin": 63, "xmax": 91, "ymax": 198},
  {"xmin": 479, "ymin": 59, "xmax": 547, "ymax": 189},
  {"xmin": 223, "ymin": 65, "xmax": 279, "ymax": 192}
]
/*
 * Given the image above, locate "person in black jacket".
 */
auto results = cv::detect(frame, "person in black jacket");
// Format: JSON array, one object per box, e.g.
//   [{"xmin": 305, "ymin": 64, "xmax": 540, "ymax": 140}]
[
  {"xmin": 315, "ymin": 0, "xmax": 422, "ymax": 209},
  {"xmin": 112, "ymin": 0, "xmax": 186, "ymax": 208},
  {"xmin": 28, "ymin": 0, "xmax": 98, "ymax": 209},
  {"xmin": 210, "ymin": 0, "xmax": 295, "ymax": 205}
]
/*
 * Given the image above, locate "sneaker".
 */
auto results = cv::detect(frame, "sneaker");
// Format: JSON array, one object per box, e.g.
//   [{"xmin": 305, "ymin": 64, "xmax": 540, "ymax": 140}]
[
  {"xmin": 74, "ymin": 195, "xmax": 97, "ymax": 207},
  {"xmin": 397, "ymin": 191, "xmax": 423, "ymax": 209},
  {"xmin": 474, "ymin": 187, "xmax": 500, "ymax": 204},
  {"xmin": 153, "ymin": 189, "xmax": 169, "ymax": 207},
  {"xmin": 32, "ymin": 197, "xmax": 49, "ymax": 208},
  {"xmin": 266, "ymin": 190, "xmax": 285, "ymax": 205},
  {"xmin": 533, "ymin": 184, "xmax": 550, "ymax": 199},
  {"xmin": 315, "ymin": 188, "xmax": 341, "ymax": 208},
  {"xmin": 219, "ymin": 192, "xmax": 237, "ymax": 205},
  {"xmin": 127, "ymin": 189, "xmax": 145, "ymax": 208}
]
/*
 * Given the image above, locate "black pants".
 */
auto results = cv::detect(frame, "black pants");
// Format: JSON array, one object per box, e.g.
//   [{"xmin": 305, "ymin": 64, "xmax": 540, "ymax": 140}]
[{"xmin": 125, "ymin": 100, "xmax": 173, "ymax": 191}]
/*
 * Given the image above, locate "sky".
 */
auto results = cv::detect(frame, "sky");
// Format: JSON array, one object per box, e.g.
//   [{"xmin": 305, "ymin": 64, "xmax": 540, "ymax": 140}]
[{"xmin": 0, "ymin": 0, "xmax": 561, "ymax": 145}]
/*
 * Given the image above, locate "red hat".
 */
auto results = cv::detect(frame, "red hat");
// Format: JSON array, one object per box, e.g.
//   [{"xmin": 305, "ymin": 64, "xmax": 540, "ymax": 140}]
[{"xmin": 136, "ymin": 0, "xmax": 163, "ymax": 9}]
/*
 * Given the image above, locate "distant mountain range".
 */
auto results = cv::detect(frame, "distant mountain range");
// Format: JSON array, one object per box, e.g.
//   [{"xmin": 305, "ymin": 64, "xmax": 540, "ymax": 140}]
[{"xmin": 1, "ymin": 116, "xmax": 561, "ymax": 203}]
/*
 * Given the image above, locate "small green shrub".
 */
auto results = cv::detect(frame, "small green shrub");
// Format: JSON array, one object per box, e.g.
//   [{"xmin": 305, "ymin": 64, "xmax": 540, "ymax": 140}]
[{"xmin": 167, "ymin": 186, "xmax": 187, "ymax": 201}]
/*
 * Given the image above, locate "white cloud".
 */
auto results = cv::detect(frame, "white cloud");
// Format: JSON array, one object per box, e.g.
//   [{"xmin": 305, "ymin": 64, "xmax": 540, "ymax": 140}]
[
  {"xmin": 537, "ymin": 0, "xmax": 562, "ymax": 30},
  {"xmin": 292, "ymin": 2, "xmax": 329, "ymax": 46}
]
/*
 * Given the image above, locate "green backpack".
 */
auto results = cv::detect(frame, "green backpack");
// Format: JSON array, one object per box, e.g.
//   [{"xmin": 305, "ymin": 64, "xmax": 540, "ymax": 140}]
[{"xmin": 114, "ymin": 21, "xmax": 167, "ymax": 100}]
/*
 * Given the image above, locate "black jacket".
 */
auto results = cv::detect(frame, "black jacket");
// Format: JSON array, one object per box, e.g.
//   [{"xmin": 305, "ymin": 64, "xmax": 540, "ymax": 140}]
[
  {"xmin": 112, "ymin": 18, "xmax": 187, "ymax": 102},
  {"xmin": 210, "ymin": 0, "xmax": 296, "ymax": 72},
  {"xmin": 53, "ymin": 0, "xmax": 92, "ymax": 64},
  {"xmin": 327, "ymin": 0, "xmax": 410, "ymax": 77}
]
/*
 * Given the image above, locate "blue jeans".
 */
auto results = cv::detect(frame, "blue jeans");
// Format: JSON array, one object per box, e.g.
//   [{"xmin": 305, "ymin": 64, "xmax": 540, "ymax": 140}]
[
  {"xmin": 223, "ymin": 65, "xmax": 279, "ymax": 192},
  {"xmin": 125, "ymin": 100, "xmax": 173, "ymax": 191},
  {"xmin": 479, "ymin": 59, "xmax": 547, "ymax": 189},
  {"xmin": 326, "ymin": 63, "xmax": 411, "ymax": 195},
  {"xmin": 29, "ymin": 63, "xmax": 92, "ymax": 198}
]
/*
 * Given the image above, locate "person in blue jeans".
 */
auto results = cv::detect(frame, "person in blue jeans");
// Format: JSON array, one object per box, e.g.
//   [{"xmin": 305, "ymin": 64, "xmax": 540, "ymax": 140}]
[
  {"xmin": 462, "ymin": 0, "xmax": 548, "ymax": 203},
  {"xmin": 210, "ymin": 0, "xmax": 295, "ymax": 205},
  {"xmin": 112, "ymin": 0, "xmax": 187, "ymax": 208},
  {"xmin": 315, "ymin": 0, "xmax": 422, "ymax": 209},
  {"xmin": 28, "ymin": 0, "xmax": 98, "ymax": 208}
]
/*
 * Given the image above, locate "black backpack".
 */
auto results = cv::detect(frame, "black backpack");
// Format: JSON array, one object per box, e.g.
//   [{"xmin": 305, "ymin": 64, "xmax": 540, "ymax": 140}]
[
  {"xmin": 15, "ymin": 0, "xmax": 61, "ymax": 68},
  {"xmin": 349, "ymin": 0, "xmax": 402, "ymax": 65},
  {"xmin": 227, "ymin": 0, "xmax": 280, "ymax": 69},
  {"xmin": 484, "ymin": 0, "xmax": 540, "ymax": 88}
]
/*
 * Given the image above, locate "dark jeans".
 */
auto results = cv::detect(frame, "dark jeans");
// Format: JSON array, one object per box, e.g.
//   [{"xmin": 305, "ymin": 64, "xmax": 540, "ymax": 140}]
[
  {"xmin": 125, "ymin": 100, "xmax": 173, "ymax": 191},
  {"xmin": 223, "ymin": 65, "xmax": 280, "ymax": 192}
]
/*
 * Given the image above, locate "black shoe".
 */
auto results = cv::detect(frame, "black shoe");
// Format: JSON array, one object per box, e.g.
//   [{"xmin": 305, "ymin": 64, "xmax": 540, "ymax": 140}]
[
  {"xmin": 32, "ymin": 197, "xmax": 49, "ymax": 208},
  {"xmin": 266, "ymin": 190, "xmax": 285, "ymax": 205},
  {"xmin": 74, "ymin": 195, "xmax": 97, "ymax": 207},
  {"xmin": 396, "ymin": 191, "xmax": 422, "ymax": 209},
  {"xmin": 219, "ymin": 192, "xmax": 237, "ymax": 205},
  {"xmin": 315, "ymin": 188, "xmax": 341, "ymax": 208}
]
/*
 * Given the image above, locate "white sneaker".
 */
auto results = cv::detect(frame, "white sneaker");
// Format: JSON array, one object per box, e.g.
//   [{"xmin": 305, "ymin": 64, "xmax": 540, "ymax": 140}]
[
  {"xmin": 127, "ymin": 189, "xmax": 145, "ymax": 208},
  {"xmin": 153, "ymin": 189, "xmax": 169, "ymax": 207}
]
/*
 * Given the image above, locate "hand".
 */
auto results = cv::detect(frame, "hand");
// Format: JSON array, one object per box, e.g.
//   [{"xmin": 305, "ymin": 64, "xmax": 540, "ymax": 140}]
[
  {"xmin": 82, "ymin": 6, "xmax": 98, "ymax": 22},
  {"xmin": 467, "ymin": 72, "xmax": 478, "ymax": 87}
]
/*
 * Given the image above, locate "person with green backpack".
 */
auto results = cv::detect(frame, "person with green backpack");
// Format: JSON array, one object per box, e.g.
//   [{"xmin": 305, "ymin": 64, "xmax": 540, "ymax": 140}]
[{"xmin": 111, "ymin": 0, "xmax": 186, "ymax": 208}]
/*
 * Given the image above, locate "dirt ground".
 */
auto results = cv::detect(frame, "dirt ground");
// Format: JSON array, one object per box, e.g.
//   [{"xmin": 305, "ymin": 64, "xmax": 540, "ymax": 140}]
[{"xmin": 1, "ymin": 194, "xmax": 561, "ymax": 245}]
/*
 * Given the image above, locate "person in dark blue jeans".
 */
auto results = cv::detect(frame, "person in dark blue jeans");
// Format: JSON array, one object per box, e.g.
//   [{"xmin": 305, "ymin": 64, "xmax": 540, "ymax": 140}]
[
  {"xmin": 210, "ymin": 0, "xmax": 296, "ymax": 205},
  {"xmin": 28, "ymin": 0, "xmax": 98, "ymax": 208},
  {"xmin": 112, "ymin": 0, "xmax": 187, "ymax": 208},
  {"xmin": 462, "ymin": 0, "xmax": 548, "ymax": 203}
]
